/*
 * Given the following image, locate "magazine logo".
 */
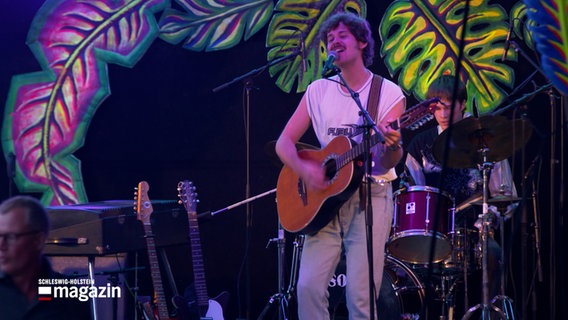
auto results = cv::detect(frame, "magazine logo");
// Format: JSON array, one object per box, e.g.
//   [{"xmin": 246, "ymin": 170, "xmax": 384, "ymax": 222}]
[{"xmin": 38, "ymin": 278, "xmax": 121, "ymax": 302}]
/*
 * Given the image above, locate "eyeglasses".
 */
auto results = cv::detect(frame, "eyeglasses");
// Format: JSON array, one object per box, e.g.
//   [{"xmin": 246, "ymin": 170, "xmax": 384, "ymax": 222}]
[{"xmin": 0, "ymin": 230, "xmax": 40, "ymax": 245}]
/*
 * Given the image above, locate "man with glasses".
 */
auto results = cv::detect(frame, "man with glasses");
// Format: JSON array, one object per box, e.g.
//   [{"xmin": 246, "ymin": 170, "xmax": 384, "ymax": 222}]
[{"xmin": 0, "ymin": 195, "xmax": 91, "ymax": 319}]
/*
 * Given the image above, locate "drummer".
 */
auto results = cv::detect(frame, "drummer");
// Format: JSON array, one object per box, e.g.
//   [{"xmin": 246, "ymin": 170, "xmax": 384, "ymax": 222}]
[{"xmin": 402, "ymin": 74, "xmax": 517, "ymax": 310}]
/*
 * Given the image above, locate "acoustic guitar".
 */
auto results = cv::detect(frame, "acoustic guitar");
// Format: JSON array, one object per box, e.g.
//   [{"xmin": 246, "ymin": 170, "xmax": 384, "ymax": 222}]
[{"xmin": 276, "ymin": 101, "xmax": 436, "ymax": 234}]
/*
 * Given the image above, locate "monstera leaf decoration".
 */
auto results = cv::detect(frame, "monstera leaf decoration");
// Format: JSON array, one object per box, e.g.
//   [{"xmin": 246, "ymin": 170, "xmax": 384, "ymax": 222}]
[
  {"xmin": 523, "ymin": 0, "xmax": 568, "ymax": 96},
  {"xmin": 1, "ymin": 0, "xmax": 167, "ymax": 206},
  {"xmin": 379, "ymin": 0, "xmax": 516, "ymax": 114},
  {"xmin": 510, "ymin": 1, "xmax": 535, "ymax": 51},
  {"xmin": 158, "ymin": 0, "xmax": 274, "ymax": 51},
  {"xmin": 266, "ymin": 0, "xmax": 367, "ymax": 93}
]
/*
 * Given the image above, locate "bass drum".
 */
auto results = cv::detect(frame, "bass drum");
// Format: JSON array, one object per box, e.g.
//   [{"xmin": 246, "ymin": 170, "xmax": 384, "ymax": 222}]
[
  {"xmin": 329, "ymin": 255, "xmax": 424, "ymax": 319},
  {"xmin": 378, "ymin": 255, "xmax": 425, "ymax": 319}
]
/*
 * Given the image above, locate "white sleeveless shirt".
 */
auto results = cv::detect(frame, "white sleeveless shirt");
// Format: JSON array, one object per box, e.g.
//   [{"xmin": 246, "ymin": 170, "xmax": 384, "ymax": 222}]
[{"xmin": 305, "ymin": 73, "xmax": 405, "ymax": 181}]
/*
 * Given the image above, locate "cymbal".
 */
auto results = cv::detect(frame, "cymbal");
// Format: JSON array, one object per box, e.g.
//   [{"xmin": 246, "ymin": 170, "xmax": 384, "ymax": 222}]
[
  {"xmin": 433, "ymin": 116, "xmax": 532, "ymax": 168},
  {"xmin": 264, "ymin": 140, "xmax": 318, "ymax": 166},
  {"xmin": 472, "ymin": 195, "xmax": 522, "ymax": 207}
]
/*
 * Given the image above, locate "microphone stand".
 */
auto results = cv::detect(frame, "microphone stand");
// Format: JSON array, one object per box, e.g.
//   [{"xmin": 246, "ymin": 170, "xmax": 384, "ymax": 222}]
[
  {"xmin": 491, "ymin": 83, "xmax": 552, "ymax": 116},
  {"xmin": 331, "ymin": 68, "xmax": 385, "ymax": 320},
  {"xmin": 212, "ymin": 51, "xmax": 298, "ymax": 319},
  {"xmin": 212, "ymin": 52, "xmax": 299, "ymax": 93}
]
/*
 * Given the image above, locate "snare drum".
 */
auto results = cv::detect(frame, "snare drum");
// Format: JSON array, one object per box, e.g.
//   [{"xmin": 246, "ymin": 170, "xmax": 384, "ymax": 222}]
[{"xmin": 388, "ymin": 186, "xmax": 455, "ymax": 264}]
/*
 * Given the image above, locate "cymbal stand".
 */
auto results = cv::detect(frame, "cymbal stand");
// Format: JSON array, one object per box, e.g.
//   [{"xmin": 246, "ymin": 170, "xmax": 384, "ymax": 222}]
[
  {"xmin": 256, "ymin": 234, "xmax": 305, "ymax": 320},
  {"xmin": 490, "ymin": 204, "xmax": 515, "ymax": 320},
  {"xmin": 462, "ymin": 148, "xmax": 508, "ymax": 320}
]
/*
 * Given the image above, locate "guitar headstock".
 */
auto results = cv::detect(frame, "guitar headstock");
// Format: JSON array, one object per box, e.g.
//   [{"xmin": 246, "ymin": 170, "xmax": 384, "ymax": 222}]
[
  {"xmin": 397, "ymin": 99, "xmax": 436, "ymax": 131},
  {"xmin": 177, "ymin": 180, "xmax": 198, "ymax": 213},
  {"xmin": 134, "ymin": 181, "xmax": 154, "ymax": 225}
]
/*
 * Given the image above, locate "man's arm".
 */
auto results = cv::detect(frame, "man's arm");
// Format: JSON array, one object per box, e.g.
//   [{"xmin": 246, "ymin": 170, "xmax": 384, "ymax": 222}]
[
  {"xmin": 374, "ymin": 98, "xmax": 406, "ymax": 173},
  {"xmin": 275, "ymin": 95, "xmax": 327, "ymax": 190}
]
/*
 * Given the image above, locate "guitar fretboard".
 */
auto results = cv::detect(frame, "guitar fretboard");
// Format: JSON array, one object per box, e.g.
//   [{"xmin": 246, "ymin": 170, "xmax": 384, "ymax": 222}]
[
  {"xmin": 143, "ymin": 223, "xmax": 170, "ymax": 320},
  {"xmin": 187, "ymin": 211, "xmax": 209, "ymax": 308}
]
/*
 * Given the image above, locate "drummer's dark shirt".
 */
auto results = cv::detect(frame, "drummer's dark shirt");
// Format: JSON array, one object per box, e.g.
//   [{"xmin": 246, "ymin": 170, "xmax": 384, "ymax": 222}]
[{"xmin": 405, "ymin": 126, "xmax": 482, "ymax": 208}]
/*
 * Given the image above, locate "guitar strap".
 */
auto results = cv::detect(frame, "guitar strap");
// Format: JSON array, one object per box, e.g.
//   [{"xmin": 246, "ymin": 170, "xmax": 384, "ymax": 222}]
[
  {"xmin": 367, "ymin": 74, "xmax": 383, "ymax": 124},
  {"xmin": 360, "ymin": 74, "xmax": 383, "ymax": 211}
]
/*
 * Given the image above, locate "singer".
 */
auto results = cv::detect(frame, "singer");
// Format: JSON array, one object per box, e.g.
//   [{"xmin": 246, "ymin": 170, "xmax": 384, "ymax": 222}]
[{"xmin": 275, "ymin": 12, "xmax": 406, "ymax": 319}]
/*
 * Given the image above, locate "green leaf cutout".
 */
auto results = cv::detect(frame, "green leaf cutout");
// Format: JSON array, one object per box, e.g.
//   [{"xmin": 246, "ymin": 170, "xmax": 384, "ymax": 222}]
[
  {"xmin": 266, "ymin": 0, "xmax": 367, "ymax": 93},
  {"xmin": 379, "ymin": 0, "xmax": 516, "ymax": 113}
]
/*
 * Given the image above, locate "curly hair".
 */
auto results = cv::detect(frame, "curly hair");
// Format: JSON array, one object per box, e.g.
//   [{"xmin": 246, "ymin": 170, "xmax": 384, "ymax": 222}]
[{"xmin": 319, "ymin": 12, "xmax": 375, "ymax": 66}]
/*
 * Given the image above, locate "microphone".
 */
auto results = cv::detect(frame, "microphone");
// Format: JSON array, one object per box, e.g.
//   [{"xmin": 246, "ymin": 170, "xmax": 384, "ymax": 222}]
[
  {"xmin": 501, "ymin": 21, "xmax": 514, "ymax": 62},
  {"xmin": 321, "ymin": 51, "xmax": 338, "ymax": 77}
]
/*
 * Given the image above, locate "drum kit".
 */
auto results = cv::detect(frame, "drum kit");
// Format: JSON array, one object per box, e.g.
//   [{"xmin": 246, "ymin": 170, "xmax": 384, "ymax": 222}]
[{"xmin": 384, "ymin": 115, "xmax": 530, "ymax": 319}]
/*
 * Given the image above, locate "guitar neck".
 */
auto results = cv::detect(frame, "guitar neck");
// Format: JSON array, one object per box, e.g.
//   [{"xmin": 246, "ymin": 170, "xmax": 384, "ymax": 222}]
[
  {"xmin": 334, "ymin": 106, "xmax": 428, "ymax": 173},
  {"xmin": 143, "ymin": 223, "xmax": 170, "ymax": 320},
  {"xmin": 186, "ymin": 211, "xmax": 210, "ymax": 308},
  {"xmin": 336, "ymin": 133, "xmax": 384, "ymax": 172}
]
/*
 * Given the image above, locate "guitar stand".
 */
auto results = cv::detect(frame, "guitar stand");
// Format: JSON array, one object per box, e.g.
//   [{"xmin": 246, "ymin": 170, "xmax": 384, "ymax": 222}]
[
  {"xmin": 461, "ymin": 149, "xmax": 509, "ymax": 320},
  {"xmin": 88, "ymin": 256, "xmax": 99, "ymax": 320},
  {"xmin": 257, "ymin": 234, "xmax": 305, "ymax": 320}
]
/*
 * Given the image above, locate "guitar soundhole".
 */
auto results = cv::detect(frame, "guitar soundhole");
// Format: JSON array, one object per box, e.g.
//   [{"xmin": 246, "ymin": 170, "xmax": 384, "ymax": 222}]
[{"xmin": 324, "ymin": 158, "xmax": 338, "ymax": 180}]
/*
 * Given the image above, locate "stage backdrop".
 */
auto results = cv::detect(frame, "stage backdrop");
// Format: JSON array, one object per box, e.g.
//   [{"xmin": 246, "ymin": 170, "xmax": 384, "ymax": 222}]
[{"xmin": 1, "ymin": 0, "xmax": 566, "ymax": 319}]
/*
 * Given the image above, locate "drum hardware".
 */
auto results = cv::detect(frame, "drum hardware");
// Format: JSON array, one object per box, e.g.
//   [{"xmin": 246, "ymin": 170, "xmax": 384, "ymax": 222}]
[
  {"xmin": 433, "ymin": 116, "xmax": 525, "ymax": 319},
  {"xmin": 431, "ymin": 115, "xmax": 531, "ymax": 319},
  {"xmin": 474, "ymin": 195, "xmax": 521, "ymax": 320},
  {"xmin": 436, "ymin": 274, "xmax": 462, "ymax": 320},
  {"xmin": 256, "ymin": 234, "xmax": 304, "ymax": 320},
  {"xmin": 461, "ymin": 149, "xmax": 509, "ymax": 319},
  {"xmin": 454, "ymin": 194, "xmax": 482, "ymax": 214}
]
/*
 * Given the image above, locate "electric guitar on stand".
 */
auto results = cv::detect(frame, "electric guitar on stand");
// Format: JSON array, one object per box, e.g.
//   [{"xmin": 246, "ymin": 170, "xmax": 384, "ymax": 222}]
[
  {"xmin": 177, "ymin": 180, "xmax": 229, "ymax": 320},
  {"xmin": 135, "ymin": 181, "xmax": 175, "ymax": 320},
  {"xmin": 277, "ymin": 100, "xmax": 437, "ymax": 234}
]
